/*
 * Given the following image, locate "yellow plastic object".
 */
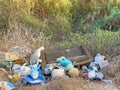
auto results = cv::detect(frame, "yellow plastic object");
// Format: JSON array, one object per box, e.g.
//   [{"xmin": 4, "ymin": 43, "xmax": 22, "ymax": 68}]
[{"xmin": 11, "ymin": 74, "xmax": 20, "ymax": 84}]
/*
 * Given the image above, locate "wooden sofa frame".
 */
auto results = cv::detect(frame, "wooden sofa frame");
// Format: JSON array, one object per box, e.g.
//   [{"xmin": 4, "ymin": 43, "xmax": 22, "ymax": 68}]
[{"xmin": 40, "ymin": 46, "xmax": 93, "ymax": 67}]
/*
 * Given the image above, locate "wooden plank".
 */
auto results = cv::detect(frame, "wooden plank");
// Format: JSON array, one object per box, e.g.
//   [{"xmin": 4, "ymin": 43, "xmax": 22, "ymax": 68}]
[
  {"xmin": 68, "ymin": 55, "xmax": 89, "ymax": 62},
  {"xmin": 76, "ymin": 59, "xmax": 91, "ymax": 65}
]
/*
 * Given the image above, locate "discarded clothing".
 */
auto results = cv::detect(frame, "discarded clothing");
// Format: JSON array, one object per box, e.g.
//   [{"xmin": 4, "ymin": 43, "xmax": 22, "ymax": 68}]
[
  {"xmin": 56, "ymin": 57, "xmax": 74, "ymax": 71},
  {"xmin": 64, "ymin": 64, "xmax": 74, "ymax": 71},
  {"xmin": 57, "ymin": 57, "xmax": 72, "ymax": 67}
]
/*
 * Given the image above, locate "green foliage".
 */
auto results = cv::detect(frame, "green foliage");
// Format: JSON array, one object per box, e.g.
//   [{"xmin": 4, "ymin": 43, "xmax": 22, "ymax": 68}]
[
  {"xmin": 34, "ymin": 0, "xmax": 72, "ymax": 18},
  {"xmin": 70, "ymin": 0, "xmax": 96, "ymax": 33},
  {"xmin": 103, "ymin": 6, "xmax": 120, "ymax": 31},
  {"xmin": 0, "ymin": 0, "xmax": 12, "ymax": 36},
  {"xmin": 87, "ymin": 0, "xmax": 120, "ymax": 32},
  {"xmin": 0, "ymin": 0, "xmax": 119, "ymax": 35},
  {"xmin": 58, "ymin": 41, "xmax": 71, "ymax": 49},
  {"xmin": 58, "ymin": 30, "xmax": 120, "ymax": 55},
  {"xmin": 90, "ymin": 6, "xmax": 120, "ymax": 32},
  {"xmin": 32, "ymin": 0, "xmax": 73, "ymax": 40},
  {"xmin": 19, "ymin": 13, "xmax": 41, "ymax": 29}
]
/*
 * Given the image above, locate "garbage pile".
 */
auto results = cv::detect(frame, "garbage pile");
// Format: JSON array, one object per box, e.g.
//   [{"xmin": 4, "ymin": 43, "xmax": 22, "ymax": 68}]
[
  {"xmin": 0, "ymin": 47, "xmax": 112, "ymax": 90},
  {"xmin": 82, "ymin": 53, "xmax": 112, "ymax": 83}
]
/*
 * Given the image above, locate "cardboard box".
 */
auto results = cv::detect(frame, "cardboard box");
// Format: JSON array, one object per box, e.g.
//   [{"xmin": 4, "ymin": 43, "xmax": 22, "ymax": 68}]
[
  {"xmin": 5, "ymin": 52, "xmax": 19, "ymax": 61},
  {"xmin": 0, "ymin": 52, "xmax": 19, "ymax": 64}
]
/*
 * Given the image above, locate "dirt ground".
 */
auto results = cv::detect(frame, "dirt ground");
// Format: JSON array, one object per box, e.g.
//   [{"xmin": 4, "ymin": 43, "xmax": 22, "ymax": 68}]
[{"xmin": 15, "ymin": 78, "xmax": 120, "ymax": 90}]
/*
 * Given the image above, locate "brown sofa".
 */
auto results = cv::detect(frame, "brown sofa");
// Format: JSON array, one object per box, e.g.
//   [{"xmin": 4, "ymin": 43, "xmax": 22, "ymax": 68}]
[{"xmin": 40, "ymin": 46, "xmax": 93, "ymax": 67}]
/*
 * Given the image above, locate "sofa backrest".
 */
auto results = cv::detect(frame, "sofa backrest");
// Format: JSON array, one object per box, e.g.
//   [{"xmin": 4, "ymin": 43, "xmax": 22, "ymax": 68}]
[{"xmin": 40, "ymin": 46, "xmax": 93, "ymax": 66}]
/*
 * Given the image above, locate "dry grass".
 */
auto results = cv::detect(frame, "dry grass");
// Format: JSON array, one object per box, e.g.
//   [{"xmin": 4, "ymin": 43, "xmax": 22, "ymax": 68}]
[
  {"xmin": 0, "ymin": 68, "xmax": 8, "ymax": 81},
  {"xmin": 86, "ymin": 32, "xmax": 120, "ymax": 57},
  {"xmin": 103, "ymin": 55, "xmax": 120, "ymax": 85},
  {"xmin": 45, "ymin": 78, "xmax": 85, "ymax": 90},
  {"xmin": 15, "ymin": 78, "xmax": 119, "ymax": 90},
  {"xmin": 1, "ymin": 22, "xmax": 47, "ymax": 52}
]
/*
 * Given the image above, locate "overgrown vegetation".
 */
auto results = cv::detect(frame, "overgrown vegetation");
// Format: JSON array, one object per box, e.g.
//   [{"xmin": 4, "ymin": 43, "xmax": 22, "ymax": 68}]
[
  {"xmin": 0, "ymin": 0, "xmax": 120, "ymax": 36},
  {"xmin": 0, "ymin": 0, "xmax": 120, "ymax": 53},
  {"xmin": 58, "ymin": 30, "xmax": 120, "ymax": 56}
]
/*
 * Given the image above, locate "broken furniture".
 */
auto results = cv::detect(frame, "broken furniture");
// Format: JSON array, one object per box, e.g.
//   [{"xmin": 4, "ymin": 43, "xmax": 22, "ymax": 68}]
[{"xmin": 41, "ymin": 46, "xmax": 93, "ymax": 67}]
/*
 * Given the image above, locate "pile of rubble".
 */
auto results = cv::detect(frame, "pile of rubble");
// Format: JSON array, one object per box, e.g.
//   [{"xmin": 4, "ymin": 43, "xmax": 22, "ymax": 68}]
[{"xmin": 0, "ymin": 46, "xmax": 112, "ymax": 90}]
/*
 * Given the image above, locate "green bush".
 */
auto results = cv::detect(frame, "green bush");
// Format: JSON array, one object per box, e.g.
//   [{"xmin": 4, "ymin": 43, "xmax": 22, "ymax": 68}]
[
  {"xmin": 0, "ymin": 0, "xmax": 11, "ymax": 35},
  {"xmin": 58, "ymin": 30, "xmax": 120, "ymax": 55},
  {"xmin": 90, "ymin": 0, "xmax": 120, "ymax": 32}
]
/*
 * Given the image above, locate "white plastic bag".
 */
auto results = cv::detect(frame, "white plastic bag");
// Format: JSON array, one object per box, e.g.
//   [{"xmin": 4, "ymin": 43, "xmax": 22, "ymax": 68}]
[
  {"xmin": 94, "ymin": 53, "xmax": 105, "ymax": 64},
  {"xmin": 88, "ymin": 70, "xmax": 96, "ymax": 79}
]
